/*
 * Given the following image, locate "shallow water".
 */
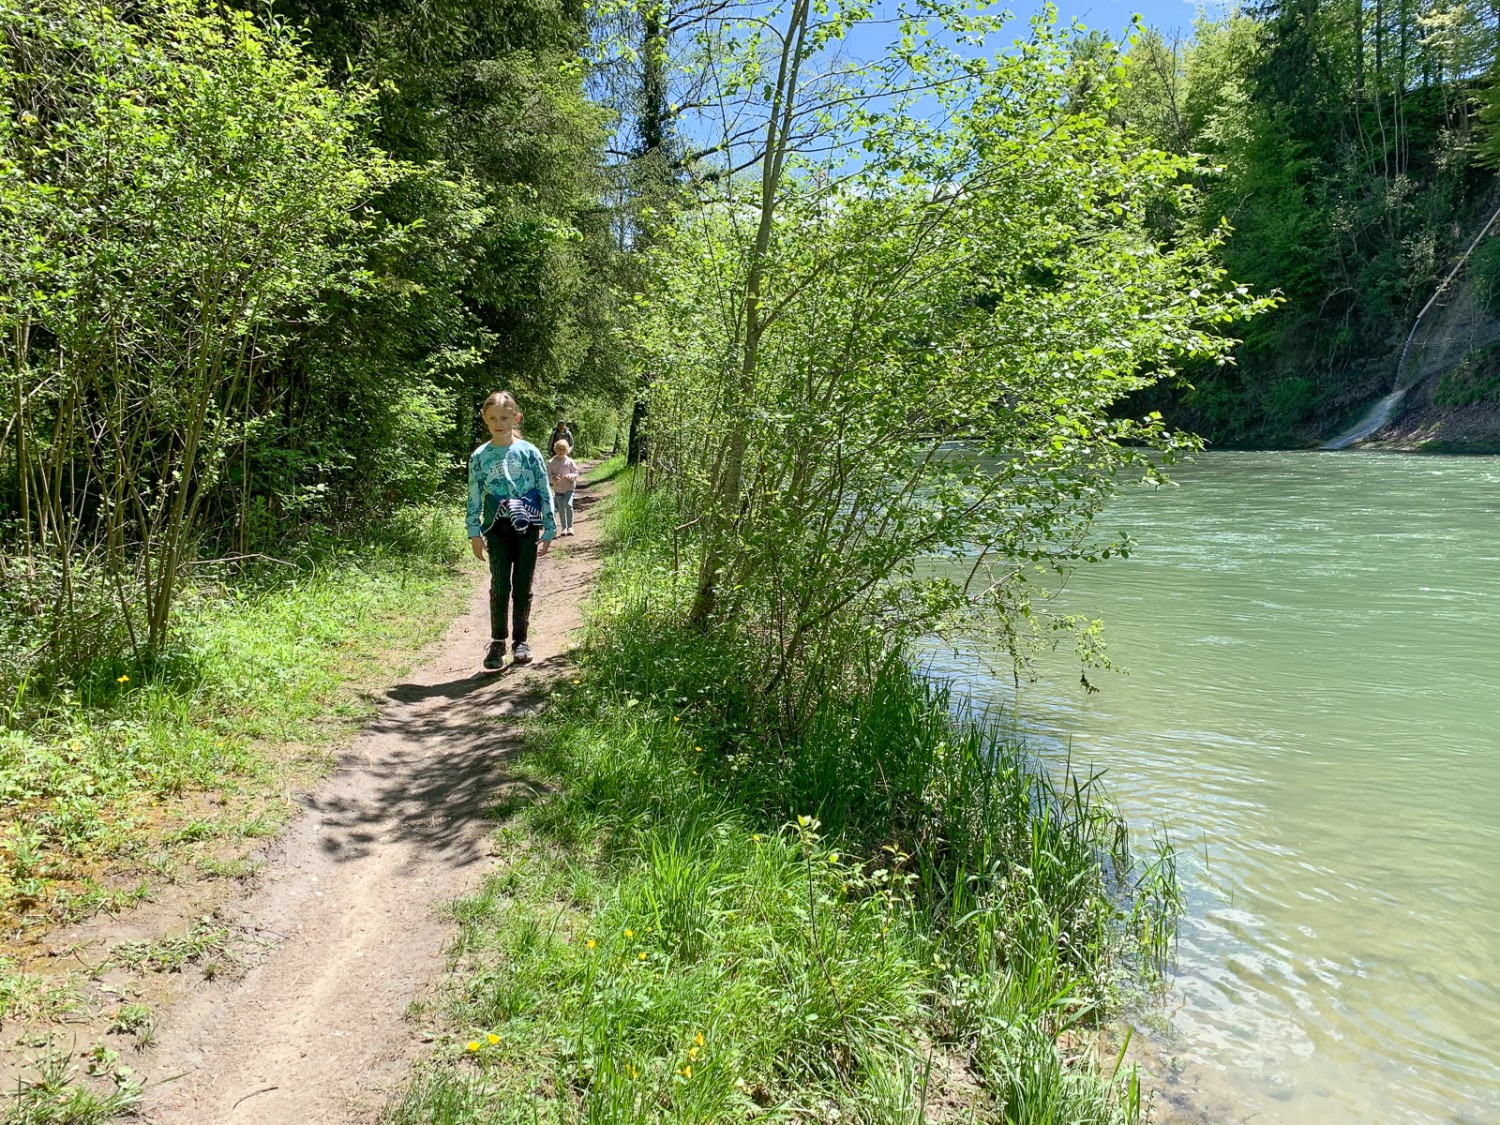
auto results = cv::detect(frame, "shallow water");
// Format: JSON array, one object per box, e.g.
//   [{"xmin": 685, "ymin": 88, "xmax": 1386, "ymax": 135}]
[{"xmin": 921, "ymin": 451, "xmax": 1500, "ymax": 1124}]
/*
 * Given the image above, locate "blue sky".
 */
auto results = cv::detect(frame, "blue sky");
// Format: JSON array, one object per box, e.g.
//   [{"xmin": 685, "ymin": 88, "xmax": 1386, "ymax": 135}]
[
  {"xmin": 822, "ymin": 0, "xmax": 1233, "ymax": 80},
  {"xmin": 1046, "ymin": 0, "xmax": 1214, "ymax": 37},
  {"xmin": 647, "ymin": 0, "xmax": 1236, "ymax": 173}
]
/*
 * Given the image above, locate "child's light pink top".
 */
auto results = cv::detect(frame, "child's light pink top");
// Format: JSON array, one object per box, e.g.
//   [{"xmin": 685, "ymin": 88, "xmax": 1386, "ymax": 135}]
[{"xmin": 547, "ymin": 454, "xmax": 579, "ymax": 494}]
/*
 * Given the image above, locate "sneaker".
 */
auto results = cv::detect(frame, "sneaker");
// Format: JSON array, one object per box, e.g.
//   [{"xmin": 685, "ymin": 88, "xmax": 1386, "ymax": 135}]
[
  {"xmin": 483, "ymin": 641, "xmax": 506, "ymax": 671},
  {"xmin": 512, "ymin": 641, "xmax": 533, "ymax": 665}
]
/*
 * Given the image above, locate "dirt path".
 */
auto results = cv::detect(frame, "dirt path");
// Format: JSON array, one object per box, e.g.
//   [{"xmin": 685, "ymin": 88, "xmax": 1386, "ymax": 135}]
[{"xmin": 132, "ymin": 481, "xmax": 611, "ymax": 1125}]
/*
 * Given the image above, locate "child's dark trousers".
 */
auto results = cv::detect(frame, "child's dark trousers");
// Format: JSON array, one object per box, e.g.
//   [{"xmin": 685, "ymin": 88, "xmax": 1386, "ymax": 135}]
[{"xmin": 485, "ymin": 521, "xmax": 540, "ymax": 643}]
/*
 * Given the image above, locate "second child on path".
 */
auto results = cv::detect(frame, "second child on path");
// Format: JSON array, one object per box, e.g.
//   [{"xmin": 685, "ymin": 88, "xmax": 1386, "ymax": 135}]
[
  {"xmin": 466, "ymin": 391, "xmax": 556, "ymax": 671},
  {"xmin": 548, "ymin": 440, "xmax": 579, "ymax": 537}
]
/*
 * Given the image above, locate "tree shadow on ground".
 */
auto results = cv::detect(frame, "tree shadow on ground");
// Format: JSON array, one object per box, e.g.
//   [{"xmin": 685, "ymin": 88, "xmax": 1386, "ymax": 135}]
[{"xmin": 301, "ymin": 652, "xmax": 570, "ymax": 871}]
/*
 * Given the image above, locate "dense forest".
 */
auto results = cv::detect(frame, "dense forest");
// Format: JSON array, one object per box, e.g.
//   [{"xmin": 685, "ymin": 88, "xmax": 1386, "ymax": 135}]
[{"xmin": 1120, "ymin": 0, "xmax": 1500, "ymax": 445}]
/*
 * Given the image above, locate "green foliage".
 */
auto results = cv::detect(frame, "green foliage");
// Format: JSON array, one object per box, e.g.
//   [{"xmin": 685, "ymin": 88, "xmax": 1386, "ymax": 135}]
[
  {"xmin": 1433, "ymin": 342, "xmax": 1500, "ymax": 404},
  {"xmin": 635, "ymin": 10, "xmax": 1264, "ymax": 712},
  {"xmin": 255, "ymin": 0, "xmax": 630, "ymax": 458},
  {"xmin": 387, "ymin": 476, "xmax": 1171, "ymax": 1123},
  {"xmin": 0, "ymin": 0, "xmax": 407, "ymax": 658},
  {"xmin": 0, "ymin": 507, "xmax": 466, "ymax": 933},
  {"xmin": 1122, "ymin": 3, "xmax": 1500, "ymax": 444},
  {"xmin": 1, "ymin": 0, "xmax": 625, "ymax": 694},
  {"xmin": 1470, "ymin": 235, "xmax": 1500, "ymax": 312}
]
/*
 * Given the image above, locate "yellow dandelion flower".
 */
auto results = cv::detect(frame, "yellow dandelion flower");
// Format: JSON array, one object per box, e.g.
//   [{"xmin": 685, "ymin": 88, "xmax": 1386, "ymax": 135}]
[
  {"xmin": 487, "ymin": 1033, "xmax": 500, "ymax": 1045},
  {"xmin": 695, "ymin": 1032, "xmax": 704, "ymax": 1047},
  {"xmin": 752, "ymin": 834, "xmax": 762, "ymax": 842},
  {"xmin": 116, "ymin": 675, "xmax": 129, "ymax": 684},
  {"xmin": 586, "ymin": 938, "xmax": 597, "ymax": 949},
  {"xmin": 694, "ymin": 745, "xmax": 703, "ymax": 752},
  {"xmin": 637, "ymin": 951, "xmax": 647, "ymax": 961},
  {"xmin": 624, "ymin": 928, "xmax": 634, "ymax": 938},
  {"xmin": 688, "ymin": 1046, "xmax": 699, "ymax": 1060},
  {"xmin": 672, "ymin": 716, "xmax": 680, "ymax": 722},
  {"xmin": 466, "ymin": 1040, "xmax": 480, "ymax": 1052},
  {"xmin": 683, "ymin": 1065, "xmax": 692, "ymax": 1078}
]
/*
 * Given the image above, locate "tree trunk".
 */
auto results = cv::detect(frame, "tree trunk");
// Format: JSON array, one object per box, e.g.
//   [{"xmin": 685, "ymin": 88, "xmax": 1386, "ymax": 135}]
[
  {"xmin": 689, "ymin": 0, "xmax": 812, "ymax": 624},
  {"xmin": 1355, "ymin": 0, "xmax": 1365, "ymax": 99},
  {"xmin": 627, "ymin": 397, "xmax": 648, "ymax": 465}
]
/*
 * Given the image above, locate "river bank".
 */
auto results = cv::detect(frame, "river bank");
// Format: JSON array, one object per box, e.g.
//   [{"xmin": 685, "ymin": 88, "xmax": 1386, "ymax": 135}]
[{"xmin": 388, "ymin": 470, "xmax": 1178, "ymax": 1123}]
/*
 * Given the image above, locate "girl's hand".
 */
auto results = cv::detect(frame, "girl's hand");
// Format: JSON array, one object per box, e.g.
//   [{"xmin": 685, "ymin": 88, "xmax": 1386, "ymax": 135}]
[{"xmin": 470, "ymin": 535, "xmax": 486, "ymax": 560}]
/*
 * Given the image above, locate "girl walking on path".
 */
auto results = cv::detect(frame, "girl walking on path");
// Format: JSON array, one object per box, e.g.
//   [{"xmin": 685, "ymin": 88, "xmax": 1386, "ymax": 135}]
[
  {"xmin": 548, "ymin": 440, "xmax": 580, "ymax": 537},
  {"xmin": 467, "ymin": 391, "xmax": 556, "ymax": 670}
]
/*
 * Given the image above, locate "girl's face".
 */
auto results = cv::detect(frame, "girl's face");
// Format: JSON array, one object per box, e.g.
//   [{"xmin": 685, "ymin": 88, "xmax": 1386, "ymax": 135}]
[{"xmin": 483, "ymin": 401, "xmax": 521, "ymax": 441}]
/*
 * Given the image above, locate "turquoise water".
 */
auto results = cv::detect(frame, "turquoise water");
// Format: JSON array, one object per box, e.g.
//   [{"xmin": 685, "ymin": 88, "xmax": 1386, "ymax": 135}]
[{"xmin": 923, "ymin": 451, "xmax": 1500, "ymax": 1124}]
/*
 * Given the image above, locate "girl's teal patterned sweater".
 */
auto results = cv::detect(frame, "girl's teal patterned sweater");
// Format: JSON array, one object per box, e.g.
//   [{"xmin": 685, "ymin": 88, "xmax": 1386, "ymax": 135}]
[{"xmin": 465, "ymin": 439, "xmax": 557, "ymax": 541}]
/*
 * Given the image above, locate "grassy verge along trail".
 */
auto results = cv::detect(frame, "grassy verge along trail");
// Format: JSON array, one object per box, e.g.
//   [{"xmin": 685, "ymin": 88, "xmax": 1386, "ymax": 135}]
[
  {"xmin": 388, "ymin": 471, "xmax": 1177, "ymax": 1125},
  {"xmin": 0, "ymin": 507, "xmax": 475, "ymax": 1119}
]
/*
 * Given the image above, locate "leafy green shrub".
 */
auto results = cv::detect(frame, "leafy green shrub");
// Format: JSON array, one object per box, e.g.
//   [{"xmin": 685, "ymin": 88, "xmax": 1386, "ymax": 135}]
[
  {"xmin": 1261, "ymin": 375, "xmax": 1322, "ymax": 433},
  {"xmin": 0, "ymin": 510, "xmax": 465, "ymax": 931},
  {"xmin": 1433, "ymin": 344, "xmax": 1500, "ymax": 406},
  {"xmin": 1470, "ymin": 237, "xmax": 1500, "ymax": 315},
  {"xmin": 0, "ymin": 0, "xmax": 407, "ymax": 658}
]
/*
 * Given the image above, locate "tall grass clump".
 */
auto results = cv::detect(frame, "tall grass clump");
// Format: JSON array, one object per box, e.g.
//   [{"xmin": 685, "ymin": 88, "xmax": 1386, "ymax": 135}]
[{"xmin": 390, "ymin": 475, "xmax": 1177, "ymax": 1124}]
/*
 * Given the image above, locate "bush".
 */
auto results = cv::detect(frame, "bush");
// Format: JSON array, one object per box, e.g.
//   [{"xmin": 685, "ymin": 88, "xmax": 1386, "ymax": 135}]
[
  {"xmin": 1433, "ymin": 344, "xmax": 1500, "ymax": 406},
  {"xmin": 1470, "ymin": 236, "xmax": 1500, "ymax": 315},
  {"xmin": 0, "ymin": 505, "xmax": 466, "ymax": 933}
]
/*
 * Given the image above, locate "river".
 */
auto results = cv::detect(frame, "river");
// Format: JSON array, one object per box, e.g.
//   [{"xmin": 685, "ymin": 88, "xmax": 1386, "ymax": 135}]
[{"xmin": 922, "ymin": 451, "xmax": 1500, "ymax": 1125}]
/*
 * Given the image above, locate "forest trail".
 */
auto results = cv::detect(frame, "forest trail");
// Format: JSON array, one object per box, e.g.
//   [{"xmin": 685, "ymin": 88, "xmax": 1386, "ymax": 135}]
[{"xmin": 132, "ymin": 479, "xmax": 612, "ymax": 1125}]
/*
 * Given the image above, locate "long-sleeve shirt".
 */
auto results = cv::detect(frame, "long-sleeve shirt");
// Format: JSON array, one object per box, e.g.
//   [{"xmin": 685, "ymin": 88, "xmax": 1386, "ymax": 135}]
[
  {"xmin": 547, "ymin": 454, "xmax": 579, "ymax": 494},
  {"xmin": 466, "ymin": 438, "xmax": 557, "ymax": 541}
]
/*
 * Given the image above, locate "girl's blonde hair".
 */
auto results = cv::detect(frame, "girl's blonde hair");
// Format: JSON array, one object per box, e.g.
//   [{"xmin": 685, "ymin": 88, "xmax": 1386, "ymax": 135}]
[
  {"xmin": 553, "ymin": 439, "xmax": 571, "ymax": 456},
  {"xmin": 481, "ymin": 390, "xmax": 522, "ymax": 436}
]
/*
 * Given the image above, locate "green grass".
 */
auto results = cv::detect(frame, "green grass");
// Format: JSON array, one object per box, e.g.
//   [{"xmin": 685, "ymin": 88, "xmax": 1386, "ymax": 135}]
[
  {"xmin": 387, "ymin": 474, "xmax": 1176, "ymax": 1124},
  {"xmin": 0, "ymin": 504, "xmax": 471, "ymax": 954},
  {"xmin": 585, "ymin": 453, "xmax": 629, "ymax": 485},
  {"xmin": 0, "ymin": 1045, "xmax": 139, "ymax": 1125}
]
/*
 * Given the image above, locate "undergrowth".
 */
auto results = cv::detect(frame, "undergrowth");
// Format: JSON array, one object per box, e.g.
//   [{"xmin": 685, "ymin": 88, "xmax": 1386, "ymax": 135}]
[
  {"xmin": 0, "ymin": 505, "xmax": 469, "ymax": 956},
  {"xmin": 389, "ymin": 475, "xmax": 1178, "ymax": 1123}
]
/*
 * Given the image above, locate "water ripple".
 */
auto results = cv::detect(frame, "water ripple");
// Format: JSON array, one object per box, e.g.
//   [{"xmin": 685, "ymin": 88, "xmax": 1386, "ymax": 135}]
[{"xmin": 924, "ymin": 451, "xmax": 1500, "ymax": 1125}]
